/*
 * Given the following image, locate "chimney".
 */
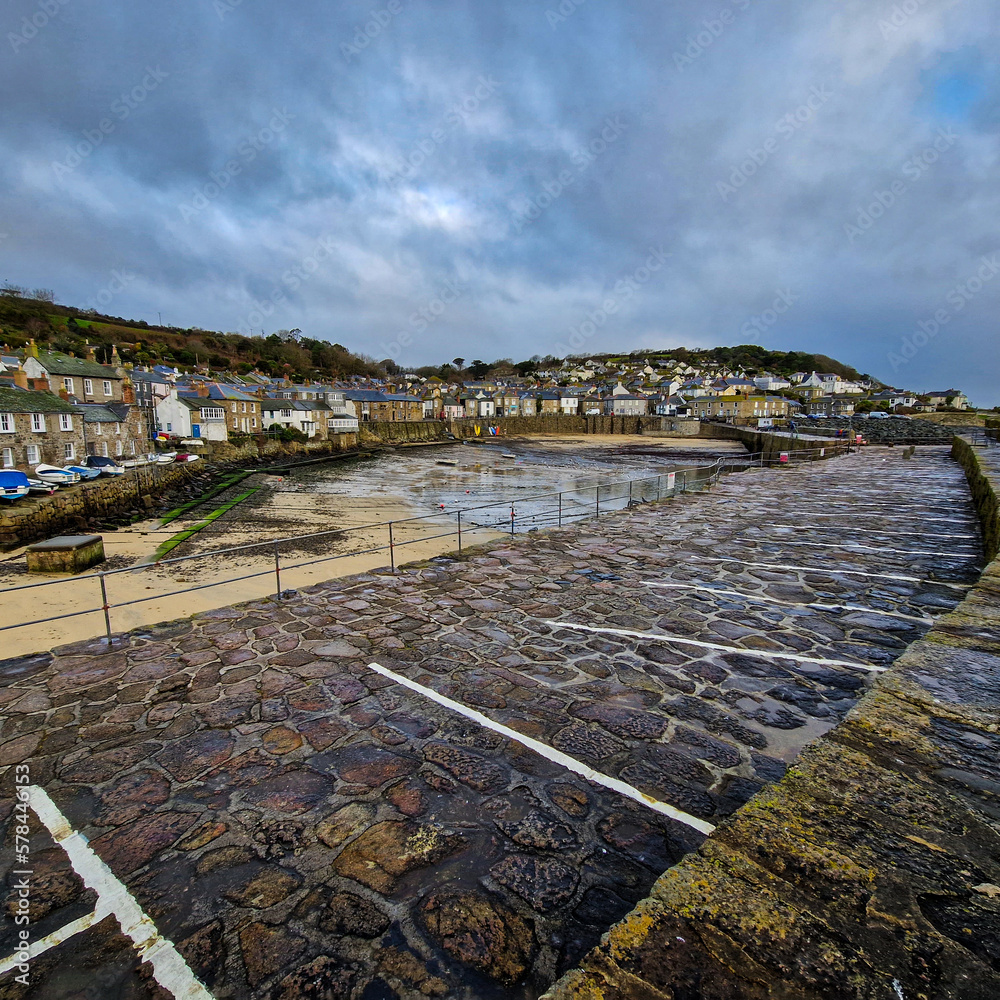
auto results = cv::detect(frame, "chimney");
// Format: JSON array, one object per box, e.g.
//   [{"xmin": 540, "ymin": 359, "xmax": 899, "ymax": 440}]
[
  {"xmin": 30, "ymin": 377, "xmax": 50, "ymax": 393},
  {"xmin": 195, "ymin": 382, "xmax": 210, "ymax": 398},
  {"xmin": 111, "ymin": 345, "xmax": 121, "ymax": 365},
  {"xmin": 13, "ymin": 369, "xmax": 28, "ymax": 390},
  {"xmin": 26, "ymin": 339, "xmax": 39, "ymax": 359},
  {"xmin": 59, "ymin": 388, "xmax": 70, "ymax": 401},
  {"xmin": 122, "ymin": 377, "xmax": 136, "ymax": 405},
  {"xmin": 85, "ymin": 342, "xmax": 97, "ymax": 362}
]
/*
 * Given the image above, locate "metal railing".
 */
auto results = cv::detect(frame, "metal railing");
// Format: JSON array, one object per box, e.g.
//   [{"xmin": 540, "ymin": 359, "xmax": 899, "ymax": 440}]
[{"xmin": 0, "ymin": 441, "xmax": 850, "ymax": 649}]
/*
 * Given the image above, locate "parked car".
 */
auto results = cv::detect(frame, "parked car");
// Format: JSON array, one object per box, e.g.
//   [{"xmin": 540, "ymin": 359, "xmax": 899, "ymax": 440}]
[{"xmin": 866, "ymin": 411, "xmax": 891, "ymax": 419}]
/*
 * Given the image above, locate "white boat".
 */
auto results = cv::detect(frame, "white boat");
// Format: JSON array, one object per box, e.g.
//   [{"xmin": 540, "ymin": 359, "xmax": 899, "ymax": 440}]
[
  {"xmin": 436, "ymin": 459, "xmax": 459, "ymax": 466},
  {"xmin": 156, "ymin": 452, "xmax": 177, "ymax": 464},
  {"xmin": 34, "ymin": 464, "xmax": 80, "ymax": 485},
  {"xmin": 173, "ymin": 453, "xmax": 201, "ymax": 464},
  {"xmin": 26, "ymin": 478, "xmax": 58, "ymax": 495}
]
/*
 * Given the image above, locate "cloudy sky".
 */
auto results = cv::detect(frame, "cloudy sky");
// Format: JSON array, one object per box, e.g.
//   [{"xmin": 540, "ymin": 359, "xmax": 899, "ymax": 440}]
[{"xmin": 2, "ymin": 0, "xmax": 998, "ymax": 401}]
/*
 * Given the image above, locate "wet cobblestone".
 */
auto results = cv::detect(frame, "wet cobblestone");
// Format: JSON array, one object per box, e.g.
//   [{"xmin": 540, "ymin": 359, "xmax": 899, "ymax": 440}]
[{"xmin": 0, "ymin": 448, "xmax": 981, "ymax": 1000}]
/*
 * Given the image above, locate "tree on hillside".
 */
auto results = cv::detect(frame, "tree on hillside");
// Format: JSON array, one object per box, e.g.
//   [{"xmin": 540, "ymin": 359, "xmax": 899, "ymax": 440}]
[
  {"xmin": 468, "ymin": 360, "xmax": 489, "ymax": 379},
  {"xmin": 452, "ymin": 357, "xmax": 465, "ymax": 370}
]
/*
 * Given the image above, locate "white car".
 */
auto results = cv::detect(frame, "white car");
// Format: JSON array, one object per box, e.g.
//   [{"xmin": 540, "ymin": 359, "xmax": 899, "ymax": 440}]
[{"xmin": 866, "ymin": 411, "xmax": 891, "ymax": 419}]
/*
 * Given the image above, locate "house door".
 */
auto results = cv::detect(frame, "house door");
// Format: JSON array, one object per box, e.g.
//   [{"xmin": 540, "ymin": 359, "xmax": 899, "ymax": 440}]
[{"xmin": 192, "ymin": 424, "xmax": 201, "ymax": 438}]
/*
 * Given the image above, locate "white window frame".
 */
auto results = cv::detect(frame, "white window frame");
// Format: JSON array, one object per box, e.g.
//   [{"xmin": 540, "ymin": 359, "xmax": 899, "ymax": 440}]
[
  {"xmin": 84, "ymin": 378, "xmax": 93, "ymax": 395},
  {"xmin": 201, "ymin": 407, "xmax": 226, "ymax": 421},
  {"xmin": 63, "ymin": 443, "xmax": 75, "ymax": 460},
  {"xmin": 31, "ymin": 413, "xmax": 46, "ymax": 433},
  {"xmin": 1, "ymin": 447, "xmax": 12, "ymax": 468},
  {"xmin": 26, "ymin": 444, "xmax": 40, "ymax": 465},
  {"xmin": 59, "ymin": 413, "xmax": 73, "ymax": 431},
  {"xmin": 103, "ymin": 380, "xmax": 112, "ymax": 396},
  {"xmin": 0, "ymin": 413, "xmax": 13, "ymax": 433},
  {"xmin": 63, "ymin": 377, "xmax": 74, "ymax": 393}
]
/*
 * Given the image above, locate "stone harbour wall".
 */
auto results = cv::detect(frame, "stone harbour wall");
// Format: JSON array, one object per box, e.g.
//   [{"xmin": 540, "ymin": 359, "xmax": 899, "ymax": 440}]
[
  {"xmin": 953, "ymin": 435, "xmax": 999, "ymax": 561},
  {"xmin": 0, "ymin": 464, "xmax": 196, "ymax": 551},
  {"xmin": 541, "ymin": 440, "xmax": 1000, "ymax": 999}
]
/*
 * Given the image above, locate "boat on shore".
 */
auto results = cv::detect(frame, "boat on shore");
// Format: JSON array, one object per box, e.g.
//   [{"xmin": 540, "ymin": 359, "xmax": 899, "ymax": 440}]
[
  {"xmin": 86, "ymin": 456, "xmax": 126, "ymax": 476},
  {"xmin": 156, "ymin": 452, "xmax": 177, "ymax": 464},
  {"xmin": 174, "ymin": 453, "xmax": 201, "ymax": 464},
  {"xmin": 34, "ymin": 464, "xmax": 80, "ymax": 485},
  {"xmin": 0, "ymin": 470, "xmax": 30, "ymax": 502},
  {"xmin": 66, "ymin": 464, "xmax": 101, "ymax": 480},
  {"xmin": 26, "ymin": 478, "xmax": 58, "ymax": 495}
]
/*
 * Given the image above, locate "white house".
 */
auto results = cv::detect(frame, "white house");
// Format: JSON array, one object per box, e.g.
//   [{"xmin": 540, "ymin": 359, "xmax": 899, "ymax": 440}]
[{"xmin": 155, "ymin": 391, "xmax": 229, "ymax": 441}]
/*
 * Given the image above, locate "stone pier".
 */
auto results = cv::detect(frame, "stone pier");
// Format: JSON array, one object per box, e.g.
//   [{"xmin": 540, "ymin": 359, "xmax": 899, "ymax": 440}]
[{"xmin": 0, "ymin": 448, "xmax": 985, "ymax": 1000}]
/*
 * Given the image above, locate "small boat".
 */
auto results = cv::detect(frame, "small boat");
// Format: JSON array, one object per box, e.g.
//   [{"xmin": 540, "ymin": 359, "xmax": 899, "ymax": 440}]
[
  {"xmin": 86, "ymin": 456, "xmax": 126, "ymax": 476},
  {"xmin": 174, "ymin": 453, "xmax": 202, "ymax": 464},
  {"xmin": 26, "ymin": 478, "xmax": 58, "ymax": 495},
  {"xmin": 34, "ymin": 464, "xmax": 80, "ymax": 485},
  {"xmin": 156, "ymin": 452, "xmax": 177, "ymax": 464},
  {"xmin": 501, "ymin": 453, "xmax": 516, "ymax": 459},
  {"xmin": 65, "ymin": 464, "xmax": 101, "ymax": 481},
  {"xmin": 0, "ymin": 470, "xmax": 30, "ymax": 502},
  {"xmin": 436, "ymin": 459, "xmax": 459, "ymax": 466},
  {"xmin": 121, "ymin": 455, "xmax": 154, "ymax": 469}
]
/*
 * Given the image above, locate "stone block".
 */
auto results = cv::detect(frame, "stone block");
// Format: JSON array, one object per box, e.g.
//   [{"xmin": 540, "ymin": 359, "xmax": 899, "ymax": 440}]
[{"xmin": 26, "ymin": 534, "xmax": 105, "ymax": 574}]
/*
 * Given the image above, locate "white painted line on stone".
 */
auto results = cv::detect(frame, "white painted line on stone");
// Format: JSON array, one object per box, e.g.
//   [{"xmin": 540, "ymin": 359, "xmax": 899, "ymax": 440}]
[
  {"xmin": 26, "ymin": 786, "xmax": 215, "ymax": 1000},
  {"xmin": 674, "ymin": 555, "xmax": 972, "ymax": 589},
  {"xmin": 542, "ymin": 621, "xmax": 887, "ymax": 674},
  {"xmin": 729, "ymin": 538, "xmax": 979, "ymax": 558},
  {"xmin": 751, "ymin": 524, "xmax": 978, "ymax": 540},
  {"xmin": 644, "ymin": 581, "xmax": 935, "ymax": 624},
  {"xmin": 364, "ymin": 661, "xmax": 717, "ymax": 837},
  {"xmin": 0, "ymin": 910, "xmax": 100, "ymax": 975}
]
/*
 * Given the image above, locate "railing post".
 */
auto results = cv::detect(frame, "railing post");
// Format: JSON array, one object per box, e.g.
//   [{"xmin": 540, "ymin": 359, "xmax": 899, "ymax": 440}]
[
  {"xmin": 98, "ymin": 571, "xmax": 113, "ymax": 648},
  {"xmin": 595, "ymin": 484, "xmax": 600, "ymax": 517},
  {"xmin": 510, "ymin": 505, "xmax": 515, "ymax": 537},
  {"xmin": 389, "ymin": 521, "xmax": 395, "ymax": 570},
  {"xmin": 657, "ymin": 475, "xmax": 661, "ymax": 500},
  {"xmin": 457, "ymin": 509, "xmax": 462, "ymax": 552},
  {"xmin": 273, "ymin": 542, "xmax": 282, "ymax": 599},
  {"xmin": 558, "ymin": 492, "xmax": 563, "ymax": 527},
  {"xmin": 628, "ymin": 480, "xmax": 633, "ymax": 506}
]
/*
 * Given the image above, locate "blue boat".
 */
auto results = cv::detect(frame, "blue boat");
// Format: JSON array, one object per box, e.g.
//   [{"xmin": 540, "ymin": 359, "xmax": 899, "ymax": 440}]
[
  {"xmin": 0, "ymin": 470, "xmax": 30, "ymax": 502},
  {"xmin": 66, "ymin": 464, "xmax": 102, "ymax": 480},
  {"xmin": 85, "ymin": 455, "xmax": 126, "ymax": 476}
]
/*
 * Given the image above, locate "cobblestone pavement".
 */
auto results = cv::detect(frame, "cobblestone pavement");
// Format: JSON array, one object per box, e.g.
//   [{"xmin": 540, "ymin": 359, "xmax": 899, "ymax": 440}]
[{"xmin": 0, "ymin": 448, "xmax": 982, "ymax": 1000}]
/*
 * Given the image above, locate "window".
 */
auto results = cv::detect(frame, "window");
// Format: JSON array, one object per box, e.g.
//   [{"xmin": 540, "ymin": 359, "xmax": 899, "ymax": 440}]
[
  {"xmin": 280, "ymin": 409, "xmax": 292, "ymax": 418},
  {"xmin": 1, "ymin": 448, "xmax": 12, "ymax": 468},
  {"xmin": 231, "ymin": 402, "xmax": 237, "ymax": 413},
  {"xmin": 101, "ymin": 442, "xmax": 109, "ymax": 457},
  {"xmin": 166, "ymin": 422, "xmax": 172, "ymax": 432},
  {"xmin": 63, "ymin": 443, "xmax": 75, "ymax": 460},
  {"xmin": 241, "ymin": 402, "xmax": 247, "ymax": 412},
  {"xmin": 201, "ymin": 407, "xmax": 226, "ymax": 421},
  {"xmin": 26, "ymin": 445, "xmax": 40, "ymax": 465},
  {"xmin": 0, "ymin": 413, "xmax": 13, "ymax": 433},
  {"xmin": 63, "ymin": 377, "xmax": 74, "ymax": 393},
  {"xmin": 84, "ymin": 378, "xmax": 93, "ymax": 395},
  {"xmin": 103, "ymin": 380, "xmax": 112, "ymax": 396},
  {"xmin": 31, "ymin": 413, "xmax": 45, "ymax": 432},
  {"xmin": 59, "ymin": 413, "xmax": 73, "ymax": 431},
  {"xmin": 251, "ymin": 418, "xmax": 256, "ymax": 428},
  {"xmin": 95, "ymin": 422, "xmax": 102, "ymax": 435}
]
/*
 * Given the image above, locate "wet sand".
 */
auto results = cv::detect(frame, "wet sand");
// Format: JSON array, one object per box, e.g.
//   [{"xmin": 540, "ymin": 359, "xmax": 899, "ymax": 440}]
[{"xmin": 1, "ymin": 435, "xmax": 743, "ymax": 656}]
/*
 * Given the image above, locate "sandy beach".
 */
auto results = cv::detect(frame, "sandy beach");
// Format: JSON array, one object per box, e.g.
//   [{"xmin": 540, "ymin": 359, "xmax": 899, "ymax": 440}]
[{"xmin": 0, "ymin": 435, "xmax": 744, "ymax": 657}]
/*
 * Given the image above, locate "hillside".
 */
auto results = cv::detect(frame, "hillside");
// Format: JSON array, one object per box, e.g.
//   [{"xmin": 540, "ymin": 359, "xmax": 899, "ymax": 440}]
[
  {"xmin": 2, "ymin": 287, "xmax": 875, "ymax": 388},
  {"xmin": 0, "ymin": 288, "xmax": 382, "ymax": 381}
]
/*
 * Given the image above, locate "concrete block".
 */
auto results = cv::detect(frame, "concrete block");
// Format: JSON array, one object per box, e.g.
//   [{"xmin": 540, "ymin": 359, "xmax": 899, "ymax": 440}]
[{"xmin": 26, "ymin": 534, "xmax": 105, "ymax": 574}]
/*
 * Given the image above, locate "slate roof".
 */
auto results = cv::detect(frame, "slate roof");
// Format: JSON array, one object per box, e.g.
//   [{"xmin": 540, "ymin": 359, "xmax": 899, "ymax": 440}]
[
  {"xmin": 0, "ymin": 387, "xmax": 78, "ymax": 413},
  {"xmin": 74, "ymin": 403, "xmax": 124, "ymax": 424},
  {"xmin": 33, "ymin": 351, "xmax": 121, "ymax": 379}
]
